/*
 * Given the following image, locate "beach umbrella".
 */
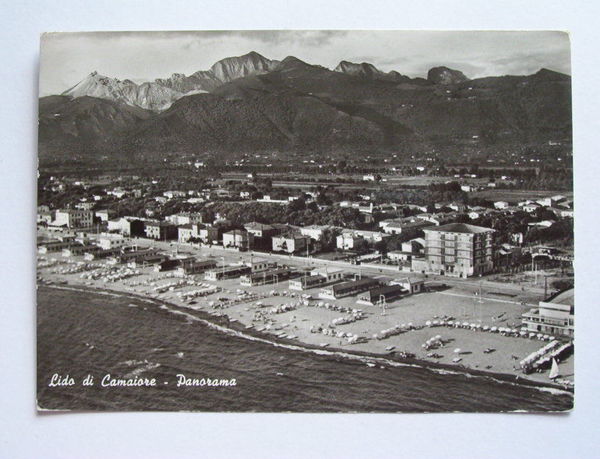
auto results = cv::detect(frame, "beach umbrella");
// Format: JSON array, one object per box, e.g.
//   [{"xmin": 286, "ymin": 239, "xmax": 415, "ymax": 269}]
[
  {"xmin": 454, "ymin": 348, "xmax": 461, "ymax": 354},
  {"xmin": 426, "ymin": 321, "xmax": 432, "ymax": 327}
]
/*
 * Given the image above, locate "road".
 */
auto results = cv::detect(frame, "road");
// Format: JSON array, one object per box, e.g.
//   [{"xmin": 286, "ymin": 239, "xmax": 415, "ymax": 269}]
[
  {"xmin": 134, "ymin": 237, "xmax": 548, "ymax": 304},
  {"xmin": 38, "ymin": 227, "xmax": 549, "ymax": 305}
]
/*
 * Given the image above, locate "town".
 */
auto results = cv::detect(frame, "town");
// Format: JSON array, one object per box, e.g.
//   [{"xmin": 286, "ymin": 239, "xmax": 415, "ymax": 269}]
[{"xmin": 36, "ymin": 167, "xmax": 574, "ymax": 387}]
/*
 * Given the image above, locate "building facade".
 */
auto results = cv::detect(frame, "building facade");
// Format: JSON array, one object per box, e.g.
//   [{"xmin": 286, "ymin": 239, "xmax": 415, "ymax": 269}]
[
  {"xmin": 178, "ymin": 224, "xmax": 194, "ymax": 243},
  {"xmin": 272, "ymin": 234, "xmax": 310, "ymax": 254},
  {"xmin": 421, "ymin": 223, "xmax": 495, "ymax": 278},
  {"xmin": 54, "ymin": 209, "xmax": 94, "ymax": 229},
  {"xmin": 96, "ymin": 234, "xmax": 128, "ymax": 250},
  {"xmin": 222, "ymin": 230, "xmax": 254, "ymax": 250},
  {"xmin": 145, "ymin": 222, "xmax": 178, "ymax": 240},
  {"xmin": 107, "ymin": 217, "xmax": 146, "ymax": 237},
  {"xmin": 243, "ymin": 222, "xmax": 279, "ymax": 238},
  {"xmin": 336, "ymin": 233, "xmax": 362, "ymax": 250},
  {"xmin": 166, "ymin": 213, "xmax": 204, "ymax": 226},
  {"xmin": 299, "ymin": 225, "xmax": 330, "ymax": 241},
  {"xmin": 522, "ymin": 289, "xmax": 574, "ymax": 338}
]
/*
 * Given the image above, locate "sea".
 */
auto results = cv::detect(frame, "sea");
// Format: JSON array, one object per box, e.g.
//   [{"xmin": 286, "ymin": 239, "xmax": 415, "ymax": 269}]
[{"xmin": 37, "ymin": 285, "xmax": 573, "ymax": 412}]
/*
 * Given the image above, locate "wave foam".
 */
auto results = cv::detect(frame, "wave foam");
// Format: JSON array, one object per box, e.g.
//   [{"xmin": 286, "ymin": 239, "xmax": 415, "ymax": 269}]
[{"xmin": 46, "ymin": 284, "xmax": 574, "ymax": 398}]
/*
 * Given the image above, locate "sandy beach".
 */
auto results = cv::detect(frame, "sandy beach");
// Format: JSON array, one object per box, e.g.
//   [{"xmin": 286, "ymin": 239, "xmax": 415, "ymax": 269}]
[{"xmin": 36, "ymin": 250, "xmax": 574, "ymax": 389}]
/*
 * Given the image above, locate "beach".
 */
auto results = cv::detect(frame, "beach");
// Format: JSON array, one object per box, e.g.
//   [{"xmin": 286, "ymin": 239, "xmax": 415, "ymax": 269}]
[
  {"xmin": 36, "ymin": 246, "xmax": 574, "ymax": 391},
  {"xmin": 36, "ymin": 284, "xmax": 573, "ymax": 412}
]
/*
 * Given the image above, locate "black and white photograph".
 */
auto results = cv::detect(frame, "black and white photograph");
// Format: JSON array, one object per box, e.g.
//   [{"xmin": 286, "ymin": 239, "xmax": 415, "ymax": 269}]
[{"xmin": 35, "ymin": 30, "xmax": 574, "ymax": 413}]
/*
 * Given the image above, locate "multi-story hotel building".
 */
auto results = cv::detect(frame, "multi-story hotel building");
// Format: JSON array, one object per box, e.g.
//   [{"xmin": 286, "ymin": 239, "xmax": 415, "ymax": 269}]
[
  {"xmin": 422, "ymin": 223, "xmax": 495, "ymax": 278},
  {"xmin": 53, "ymin": 209, "xmax": 94, "ymax": 229}
]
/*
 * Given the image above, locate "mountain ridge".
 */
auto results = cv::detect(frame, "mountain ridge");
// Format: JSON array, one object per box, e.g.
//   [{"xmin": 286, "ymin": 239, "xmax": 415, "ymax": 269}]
[
  {"xmin": 42, "ymin": 53, "xmax": 572, "ymax": 163},
  {"xmin": 334, "ymin": 60, "xmax": 411, "ymax": 83},
  {"xmin": 57, "ymin": 51, "xmax": 571, "ymax": 112}
]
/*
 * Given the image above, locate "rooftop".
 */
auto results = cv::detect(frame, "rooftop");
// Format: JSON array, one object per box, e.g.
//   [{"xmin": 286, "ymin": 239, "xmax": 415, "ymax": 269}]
[
  {"xmin": 546, "ymin": 288, "xmax": 574, "ymax": 307},
  {"xmin": 311, "ymin": 267, "xmax": 344, "ymax": 275},
  {"xmin": 187, "ymin": 260, "xmax": 218, "ymax": 267},
  {"xmin": 363, "ymin": 284, "xmax": 407, "ymax": 298},
  {"xmin": 244, "ymin": 222, "xmax": 275, "ymax": 231},
  {"xmin": 331, "ymin": 277, "xmax": 379, "ymax": 291},
  {"xmin": 392, "ymin": 277, "xmax": 424, "ymax": 285},
  {"xmin": 146, "ymin": 221, "xmax": 176, "ymax": 228},
  {"xmin": 386, "ymin": 218, "xmax": 432, "ymax": 228},
  {"xmin": 225, "ymin": 229, "xmax": 248, "ymax": 236},
  {"xmin": 424, "ymin": 223, "xmax": 494, "ymax": 234}
]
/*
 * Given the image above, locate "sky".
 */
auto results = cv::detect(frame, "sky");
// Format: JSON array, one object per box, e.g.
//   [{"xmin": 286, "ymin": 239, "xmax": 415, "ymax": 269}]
[{"xmin": 39, "ymin": 30, "xmax": 571, "ymax": 96}]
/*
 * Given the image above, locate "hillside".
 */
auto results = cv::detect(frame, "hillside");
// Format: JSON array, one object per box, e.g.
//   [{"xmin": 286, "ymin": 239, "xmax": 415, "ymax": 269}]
[
  {"xmin": 39, "ymin": 52, "xmax": 572, "ymax": 164},
  {"xmin": 38, "ymin": 95, "xmax": 152, "ymax": 160}
]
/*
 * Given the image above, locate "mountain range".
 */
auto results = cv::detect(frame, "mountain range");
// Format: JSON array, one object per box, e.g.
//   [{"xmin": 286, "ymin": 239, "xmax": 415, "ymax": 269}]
[
  {"xmin": 39, "ymin": 51, "xmax": 572, "ymax": 162},
  {"xmin": 62, "ymin": 51, "xmax": 281, "ymax": 111}
]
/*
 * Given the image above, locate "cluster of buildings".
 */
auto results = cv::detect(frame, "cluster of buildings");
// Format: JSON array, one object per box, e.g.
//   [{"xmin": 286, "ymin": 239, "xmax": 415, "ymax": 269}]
[
  {"xmin": 44, "ymin": 209, "xmax": 496, "ymax": 279},
  {"xmin": 38, "ymin": 232, "xmax": 148, "ymax": 263},
  {"xmin": 35, "ymin": 203, "xmax": 545, "ymax": 280},
  {"xmin": 38, "ymin": 173, "xmax": 573, "ymax": 282}
]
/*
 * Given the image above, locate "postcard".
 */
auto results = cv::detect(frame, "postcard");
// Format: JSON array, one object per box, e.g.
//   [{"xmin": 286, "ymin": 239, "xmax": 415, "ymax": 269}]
[{"xmin": 37, "ymin": 30, "xmax": 573, "ymax": 412}]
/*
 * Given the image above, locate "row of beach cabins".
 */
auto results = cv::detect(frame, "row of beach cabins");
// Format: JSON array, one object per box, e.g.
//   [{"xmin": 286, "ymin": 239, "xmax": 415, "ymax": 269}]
[
  {"xmin": 203, "ymin": 263, "xmax": 425, "ymax": 306},
  {"xmin": 38, "ymin": 235, "xmax": 425, "ymax": 307}
]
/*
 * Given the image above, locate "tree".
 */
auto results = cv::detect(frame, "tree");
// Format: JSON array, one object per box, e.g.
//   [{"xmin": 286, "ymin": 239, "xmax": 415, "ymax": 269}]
[
  {"xmin": 374, "ymin": 240, "xmax": 388, "ymax": 254},
  {"xmin": 316, "ymin": 193, "xmax": 331, "ymax": 206},
  {"xmin": 307, "ymin": 202, "xmax": 319, "ymax": 212},
  {"xmin": 353, "ymin": 238, "xmax": 370, "ymax": 254},
  {"xmin": 288, "ymin": 198, "xmax": 306, "ymax": 212}
]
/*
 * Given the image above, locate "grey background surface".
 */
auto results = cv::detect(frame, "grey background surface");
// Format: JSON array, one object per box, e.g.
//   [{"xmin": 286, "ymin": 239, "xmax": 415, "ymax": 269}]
[{"xmin": 0, "ymin": 0, "xmax": 598, "ymax": 457}]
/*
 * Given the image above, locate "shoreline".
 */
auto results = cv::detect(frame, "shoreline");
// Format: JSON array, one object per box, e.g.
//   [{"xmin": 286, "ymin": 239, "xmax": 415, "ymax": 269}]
[{"xmin": 39, "ymin": 281, "xmax": 574, "ymax": 397}]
